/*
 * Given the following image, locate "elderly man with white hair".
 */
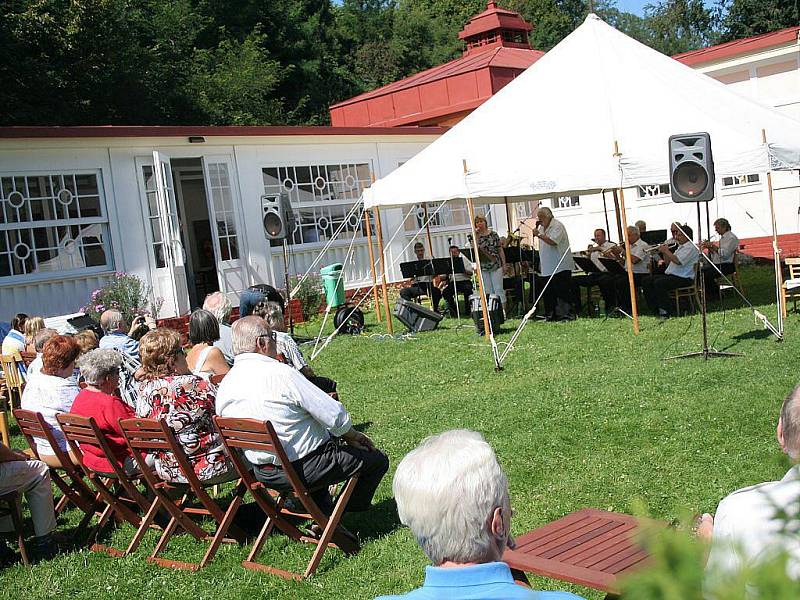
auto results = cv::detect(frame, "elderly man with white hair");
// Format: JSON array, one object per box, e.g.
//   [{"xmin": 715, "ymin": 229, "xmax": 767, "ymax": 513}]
[
  {"xmin": 532, "ymin": 207, "xmax": 576, "ymax": 321},
  {"xmin": 215, "ymin": 316, "xmax": 389, "ymax": 516},
  {"xmin": 202, "ymin": 291, "xmax": 234, "ymax": 365},
  {"xmin": 25, "ymin": 328, "xmax": 58, "ymax": 379},
  {"xmin": 376, "ymin": 430, "xmax": 585, "ymax": 600},
  {"xmin": 700, "ymin": 384, "xmax": 800, "ymax": 584},
  {"xmin": 98, "ymin": 309, "xmax": 147, "ymax": 360}
]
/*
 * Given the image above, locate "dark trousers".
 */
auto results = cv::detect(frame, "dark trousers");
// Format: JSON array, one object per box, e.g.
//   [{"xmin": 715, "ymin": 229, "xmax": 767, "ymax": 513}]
[
  {"xmin": 253, "ymin": 438, "xmax": 389, "ymax": 515},
  {"xmin": 641, "ymin": 274, "xmax": 694, "ymax": 316},
  {"xmin": 400, "ymin": 282, "xmax": 442, "ymax": 312},
  {"xmin": 442, "ymin": 280, "xmax": 473, "ymax": 317},
  {"xmin": 702, "ymin": 262, "xmax": 736, "ymax": 296},
  {"xmin": 606, "ymin": 272, "xmax": 648, "ymax": 312},
  {"xmin": 541, "ymin": 270, "xmax": 574, "ymax": 319}
]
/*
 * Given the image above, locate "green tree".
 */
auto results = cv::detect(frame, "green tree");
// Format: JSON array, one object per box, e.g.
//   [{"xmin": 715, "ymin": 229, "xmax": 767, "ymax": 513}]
[
  {"xmin": 643, "ymin": 0, "xmax": 717, "ymax": 56},
  {"xmin": 717, "ymin": 0, "xmax": 800, "ymax": 43}
]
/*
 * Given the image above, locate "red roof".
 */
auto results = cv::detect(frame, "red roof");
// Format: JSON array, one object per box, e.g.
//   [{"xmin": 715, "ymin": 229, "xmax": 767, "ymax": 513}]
[
  {"xmin": 459, "ymin": 1, "xmax": 532, "ymax": 41},
  {"xmin": 0, "ymin": 125, "xmax": 447, "ymax": 139},
  {"xmin": 674, "ymin": 25, "xmax": 800, "ymax": 66},
  {"xmin": 331, "ymin": 46, "xmax": 542, "ymax": 109}
]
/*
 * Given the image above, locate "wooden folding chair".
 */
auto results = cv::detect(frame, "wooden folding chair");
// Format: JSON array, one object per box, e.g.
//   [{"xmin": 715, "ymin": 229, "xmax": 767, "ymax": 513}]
[
  {"xmin": 0, "ymin": 491, "xmax": 30, "ymax": 566},
  {"xmin": 56, "ymin": 413, "xmax": 155, "ymax": 557},
  {"xmin": 782, "ymin": 257, "xmax": 800, "ymax": 315},
  {"xmin": 671, "ymin": 262, "xmax": 701, "ymax": 316},
  {"xmin": 118, "ymin": 417, "xmax": 246, "ymax": 570},
  {"xmin": 13, "ymin": 409, "xmax": 97, "ymax": 521},
  {"xmin": 214, "ymin": 416, "xmax": 360, "ymax": 580},
  {"xmin": 0, "ymin": 351, "xmax": 26, "ymax": 447}
]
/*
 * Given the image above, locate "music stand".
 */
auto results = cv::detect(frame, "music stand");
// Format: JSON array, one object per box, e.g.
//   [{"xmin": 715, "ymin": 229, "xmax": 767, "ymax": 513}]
[
  {"xmin": 598, "ymin": 257, "xmax": 625, "ymax": 275},
  {"xmin": 399, "ymin": 260, "xmax": 435, "ymax": 279},
  {"xmin": 640, "ymin": 229, "xmax": 668, "ymax": 245},
  {"xmin": 573, "ymin": 255, "xmax": 602, "ymax": 274}
]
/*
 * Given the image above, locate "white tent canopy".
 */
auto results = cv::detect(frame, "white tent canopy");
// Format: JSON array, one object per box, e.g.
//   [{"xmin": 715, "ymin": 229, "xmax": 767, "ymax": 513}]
[{"xmin": 364, "ymin": 14, "xmax": 800, "ymax": 209}]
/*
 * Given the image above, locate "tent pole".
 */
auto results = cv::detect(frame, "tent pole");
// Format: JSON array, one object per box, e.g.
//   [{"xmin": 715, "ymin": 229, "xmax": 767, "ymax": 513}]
[
  {"xmin": 423, "ymin": 203, "xmax": 435, "ymax": 257},
  {"xmin": 464, "ymin": 160, "xmax": 492, "ymax": 339},
  {"xmin": 762, "ymin": 129, "xmax": 786, "ymax": 326},
  {"xmin": 363, "ymin": 209, "xmax": 381, "ymax": 322},
  {"xmin": 614, "ymin": 141, "xmax": 639, "ymax": 335},
  {"xmin": 373, "ymin": 207, "xmax": 394, "ymax": 334},
  {"xmin": 611, "ymin": 189, "xmax": 624, "ymax": 242}
]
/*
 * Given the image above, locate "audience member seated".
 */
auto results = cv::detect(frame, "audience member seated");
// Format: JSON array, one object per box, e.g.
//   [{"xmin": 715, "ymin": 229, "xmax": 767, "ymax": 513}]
[
  {"xmin": 98, "ymin": 309, "xmax": 146, "ymax": 361},
  {"xmin": 25, "ymin": 328, "xmax": 57, "ymax": 380},
  {"xmin": 135, "ymin": 328, "xmax": 233, "ymax": 485},
  {"xmin": 700, "ymin": 384, "xmax": 800, "ymax": 584},
  {"xmin": 376, "ymin": 429, "xmax": 584, "ymax": 600},
  {"xmin": 239, "ymin": 284, "xmax": 285, "ymax": 318},
  {"xmin": 185, "ymin": 309, "xmax": 230, "ymax": 379},
  {"xmin": 20, "ymin": 335, "xmax": 81, "ymax": 469},
  {"xmin": 23, "ymin": 316, "xmax": 45, "ymax": 354},
  {"xmin": 2, "ymin": 313, "xmax": 28, "ymax": 355},
  {"xmin": 0, "ymin": 442, "xmax": 57, "ymax": 563},
  {"xmin": 74, "ymin": 330, "xmax": 99, "ymax": 357},
  {"xmin": 70, "ymin": 349, "xmax": 139, "ymax": 476},
  {"xmin": 202, "ymin": 291, "xmax": 234, "ymax": 365},
  {"xmin": 254, "ymin": 301, "xmax": 338, "ymax": 397},
  {"xmin": 216, "ymin": 316, "xmax": 389, "ymax": 515}
]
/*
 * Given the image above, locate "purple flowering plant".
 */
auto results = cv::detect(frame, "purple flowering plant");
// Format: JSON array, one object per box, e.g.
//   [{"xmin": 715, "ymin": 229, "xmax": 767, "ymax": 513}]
[{"xmin": 83, "ymin": 272, "xmax": 163, "ymax": 322}]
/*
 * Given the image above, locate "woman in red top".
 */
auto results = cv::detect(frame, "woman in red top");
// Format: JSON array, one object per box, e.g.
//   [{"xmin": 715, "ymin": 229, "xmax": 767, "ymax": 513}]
[{"xmin": 71, "ymin": 349, "xmax": 138, "ymax": 475}]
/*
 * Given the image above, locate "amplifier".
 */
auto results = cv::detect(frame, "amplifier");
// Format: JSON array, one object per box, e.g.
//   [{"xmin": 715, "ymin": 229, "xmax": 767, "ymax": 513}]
[
  {"xmin": 469, "ymin": 294, "xmax": 504, "ymax": 335},
  {"xmin": 393, "ymin": 298, "xmax": 443, "ymax": 333}
]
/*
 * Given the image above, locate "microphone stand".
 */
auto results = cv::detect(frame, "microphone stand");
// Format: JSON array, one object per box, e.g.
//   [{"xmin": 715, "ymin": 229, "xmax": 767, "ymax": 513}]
[{"xmin": 666, "ymin": 202, "xmax": 741, "ymax": 360}]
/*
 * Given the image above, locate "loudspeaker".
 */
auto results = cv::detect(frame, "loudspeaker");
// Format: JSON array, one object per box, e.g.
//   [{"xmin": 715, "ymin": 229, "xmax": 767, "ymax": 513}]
[
  {"xmin": 262, "ymin": 193, "xmax": 289, "ymax": 239},
  {"xmin": 669, "ymin": 132, "xmax": 714, "ymax": 203},
  {"xmin": 393, "ymin": 298, "xmax": 443, "ymax": 333},
  {"xmin": 334, "ymin": 305, "xmax": 365, "ymax": 335},
  {"xmin": 470, "ymin": 294, "xmax": 504, "ymax": 335}
]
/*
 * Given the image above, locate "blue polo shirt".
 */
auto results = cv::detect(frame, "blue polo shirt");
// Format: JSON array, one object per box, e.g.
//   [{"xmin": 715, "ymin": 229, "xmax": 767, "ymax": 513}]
[{"xmin": 374, "ymin": 562, "xmax": 586, "ymax": 600}]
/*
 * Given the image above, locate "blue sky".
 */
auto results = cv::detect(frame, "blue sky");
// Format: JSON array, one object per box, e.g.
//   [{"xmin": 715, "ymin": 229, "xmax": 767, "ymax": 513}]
[{"xmin": 614, "ymin": 0, "xmax": 716, "ymax": 17}]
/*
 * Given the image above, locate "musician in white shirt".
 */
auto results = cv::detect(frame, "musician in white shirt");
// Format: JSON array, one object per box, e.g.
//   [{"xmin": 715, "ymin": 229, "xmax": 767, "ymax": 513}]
[
  {"xmin": 532, "ymin": 207, "xmax": 576, "ymax": 321},
  {"xmin": 215, "ymin": 316, "xmax": 389, "ymax": 515},
  {"xmin": 400, "ymin": 242, "xmax": 442, "ymax": 312},
  {"xmin": 641, "ymin": 223, "xmax": 699, "ymax": 318},
  {"xmin": 579, "ymin": 228, "xmax": 616, "ymax": 313},
  {"xmin": 599, "ymin": 226, "xmax": 650, "ymax": 315},
  {"xmin": 701, "ymin": 218, "xmax": 739, "ymax": 296}
]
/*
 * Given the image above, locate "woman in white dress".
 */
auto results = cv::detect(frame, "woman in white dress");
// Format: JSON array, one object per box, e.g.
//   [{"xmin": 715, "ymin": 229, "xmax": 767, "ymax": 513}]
[{"xmin": 185, "ymin": 309, "xmax": 230, "ymax": 379}]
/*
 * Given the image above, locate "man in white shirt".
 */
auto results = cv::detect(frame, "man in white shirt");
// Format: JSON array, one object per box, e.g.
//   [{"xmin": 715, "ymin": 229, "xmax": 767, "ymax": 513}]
[
  {"xmin": 215, "ymin": 316, "xmax": 389, "ymax": 515},
  {"xmin": 441, "ymin": 245, "xmax": 474, "ymax": 317},
  {"xmin": 578, "ymin": 227, "xmax": 616, "ymax": 313},
  {"xmin": 701, "ymin": 218, "xmax": 739, "ymax": 297},
  {"xmin": 641, "ymin": 223, "xmax": 699, "ymax": 318},
  {"xmin": 599, "ymin": 226, "xmax": 651, "ymax": 315},
  {"xmin": 700, "ymin": 384, "xmax": 800, "ymax": 587},
  {"xmin": 532, "ymin": 207, "xmax": 576, "ymax": 321}
]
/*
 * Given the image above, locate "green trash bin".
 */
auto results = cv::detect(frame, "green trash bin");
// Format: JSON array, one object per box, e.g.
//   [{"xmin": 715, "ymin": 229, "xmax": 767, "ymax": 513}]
[{"xmin": 320, "ymin": 263, "xmax": 346, "ymax": 308}]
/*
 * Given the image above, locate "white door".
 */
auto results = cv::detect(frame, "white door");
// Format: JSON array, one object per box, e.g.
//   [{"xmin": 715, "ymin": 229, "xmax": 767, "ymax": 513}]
[
  {"xmin": 137, "ymin": 153, "xmax": 190, "ymax": 318},
  {"xmin": 202, "ymin": 155, "xmax": 247, "ymax": 300}
]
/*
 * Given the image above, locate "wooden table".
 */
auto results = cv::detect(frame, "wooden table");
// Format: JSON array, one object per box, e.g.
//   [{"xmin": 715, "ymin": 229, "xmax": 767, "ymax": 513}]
[{"xmin": 503, "ymin": 508, "xmax": 654, "ymax": 597}]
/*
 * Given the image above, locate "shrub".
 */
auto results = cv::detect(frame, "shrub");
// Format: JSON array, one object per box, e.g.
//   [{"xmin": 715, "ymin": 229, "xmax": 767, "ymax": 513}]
[
  {"xmin": 290, "ymin": 274, "xmax": 324, "ymax": 319},
  {"xmin": 83, "ymin": 273, "xmax": 162, "ymax": 323}
]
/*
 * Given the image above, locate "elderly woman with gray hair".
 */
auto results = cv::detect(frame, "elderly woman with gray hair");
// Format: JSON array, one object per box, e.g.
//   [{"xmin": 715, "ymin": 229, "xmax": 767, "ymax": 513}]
[
  {"xmin": 376, "ymin": 430, "xmax": 585, "ymax": 600},
  {"xmin": 70, "ymin": 349, "xmax": 138, "ymax": 475}
]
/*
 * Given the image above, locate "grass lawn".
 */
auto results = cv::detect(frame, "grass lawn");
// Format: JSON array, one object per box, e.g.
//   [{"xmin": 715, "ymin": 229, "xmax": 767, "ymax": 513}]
[{"xmin": 2, "ymin": 265, "xmax": 798, "ymax": 599}]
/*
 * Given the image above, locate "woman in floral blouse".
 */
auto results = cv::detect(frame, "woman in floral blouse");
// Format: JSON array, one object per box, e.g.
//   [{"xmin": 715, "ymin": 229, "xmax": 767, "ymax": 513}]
[
  {"xmin": 135, "ymin": 328, "xmax": 233, "ymax": 484},
  {"xmin": 474, "ymin": 214, "xmax": 507, "ymax": 313}
]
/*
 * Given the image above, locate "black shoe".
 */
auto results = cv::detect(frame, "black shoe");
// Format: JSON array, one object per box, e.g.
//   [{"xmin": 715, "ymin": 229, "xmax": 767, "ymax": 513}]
[{"xmin": 31, "ymin": 534, "xmax": 59, "ymax": 562}]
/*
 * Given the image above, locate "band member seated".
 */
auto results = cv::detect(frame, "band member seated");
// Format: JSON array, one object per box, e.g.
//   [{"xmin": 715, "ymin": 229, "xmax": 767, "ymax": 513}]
[
  {"xmin": 701, "ymin": 218, "xmax": 739, "ymax": 296},
  {"xmin": 578, "ymin": 228, "xmax": 616, "ymax": 310},
  {"xmin": 532, "ymin": 207, "xmax": 576, "ymax": 321},
  {"xmin": 400, "ymin": 242, "xmax": 442, "ymax": 312},
  {"xmin": 635, "ymin": 220, "xmax": 647, "ymax": 233},
  {"xmin": 439, "ymin": 245, "xmax": 474, "ymax": 317},
  {"xmin": 599, "ymin": 225, "xmax": 650, "ymax": 315},
  {"xmin": 641, "ymin": 223, "xmax": 699, "ymax": 318}
]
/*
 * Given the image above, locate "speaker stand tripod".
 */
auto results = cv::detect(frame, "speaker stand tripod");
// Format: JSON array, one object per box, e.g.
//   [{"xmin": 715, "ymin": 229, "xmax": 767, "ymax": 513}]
[{"xmin": 666, "ymin": 203, "xmax": 741, "ymax": 361}]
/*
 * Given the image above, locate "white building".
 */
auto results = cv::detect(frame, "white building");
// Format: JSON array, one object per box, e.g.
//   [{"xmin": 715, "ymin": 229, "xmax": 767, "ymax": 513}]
[{"xmin": 0, "ymin": 126, "xmax": 452, "ymax": 317}]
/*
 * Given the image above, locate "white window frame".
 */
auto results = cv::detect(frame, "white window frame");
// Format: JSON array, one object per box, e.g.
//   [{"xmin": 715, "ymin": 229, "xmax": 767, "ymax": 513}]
[
  {"xmin": 721, "ymin": 173, "xmax": 761, "ymax": 188},
  {"xmin": 261, "ymin": 161, "xmax": 373, "ymax": 248},
  {"xmin": 0, "ymin": 169, "xmax": 114, "ymax": 285}
]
